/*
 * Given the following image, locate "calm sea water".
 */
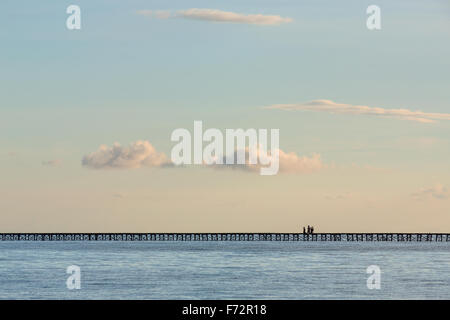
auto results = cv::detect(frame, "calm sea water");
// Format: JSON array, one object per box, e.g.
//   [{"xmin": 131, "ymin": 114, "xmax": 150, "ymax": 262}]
[{"xmin": 0, "ymin": 241, "xmax": 448, "ymax": 299}]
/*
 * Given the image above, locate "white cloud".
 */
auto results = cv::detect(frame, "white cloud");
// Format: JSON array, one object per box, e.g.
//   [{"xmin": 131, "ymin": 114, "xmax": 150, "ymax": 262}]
[
  {"xmin": 216, "ymin": 147, "xmax": 323, "ymax": 174},
  {"xmin": 82, "ymin": 141, "xmax": 322, "ymax": 174},
  {"xmin": 411, "ymin": 184, "xmax": 449, "ymax": 200},
  {"xmin": 265, "ymin": 99, "xmax": 450, "ymax": 123},
  {"xmin": 278, "ymin": 150, "xmax": 323, "ymax": 173},
  {"xmin": 154, "ymin": 10, "xmax": 172, "ymax": 19},
  {"xmin": 82, "ymin": 141, "xmax": 170, "ymax": 169},
  {"xmin": 137, "ymin": 8, "xmax": 293, "ymax": 26}
]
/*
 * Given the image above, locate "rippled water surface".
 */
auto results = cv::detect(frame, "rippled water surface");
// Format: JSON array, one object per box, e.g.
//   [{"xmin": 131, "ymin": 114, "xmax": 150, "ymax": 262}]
[{"xmin": 0, "ymin": 242, "xmax": 448, "ymax": 299}]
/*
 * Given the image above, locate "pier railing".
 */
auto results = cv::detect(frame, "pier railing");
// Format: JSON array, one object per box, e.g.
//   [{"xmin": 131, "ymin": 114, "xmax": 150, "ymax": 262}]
[{"xmin": 0, "ymin": 233, "xmax": 449, "ymax": 242}]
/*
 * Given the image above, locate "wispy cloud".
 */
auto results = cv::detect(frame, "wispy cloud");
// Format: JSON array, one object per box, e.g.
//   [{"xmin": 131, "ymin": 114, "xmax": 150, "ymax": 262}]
[
  {"xmin": 264, "ymin": 99, "xmax": 450, "ymax": 123},
  {"xmin": 137, "ymin": 9, "xmax": 293, "ymax": 26},
  {"xmin": 411, "ymin": 184, "xmax": 449, "ymax": 200},
  {"xmin": 82, "ymin": 141, "xmax": 171, "ymax": 169}
]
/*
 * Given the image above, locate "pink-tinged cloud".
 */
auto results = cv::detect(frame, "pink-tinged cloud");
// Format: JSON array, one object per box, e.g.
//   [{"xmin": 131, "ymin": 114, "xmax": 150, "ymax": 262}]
[
  {"xmin": 137, "ymin": 8, "xmax": 293, "ymax": 26},
  {"xmin": 82, "ymin": 141, "xmax": 170, "ymax": 169},
  {"xmin": 83, "ymin": 141, "xmax": 322, "ymax": 174},
  {"xmin": 278, "ymin": 150, "xmax": 323, "ymax": 173},
  {"xmin": 217, "ymin": 147, "xmax": 323, "ymax": 174},
  {"xmin": 265, "ymin": 99, "xmax": 450, "ymax": 123}
]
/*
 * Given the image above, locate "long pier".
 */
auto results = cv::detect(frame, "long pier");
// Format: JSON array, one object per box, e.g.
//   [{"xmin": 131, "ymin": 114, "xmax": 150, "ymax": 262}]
[{"xmin": 0, "ymin": 233, "xmax": 449, "ymax": 242}]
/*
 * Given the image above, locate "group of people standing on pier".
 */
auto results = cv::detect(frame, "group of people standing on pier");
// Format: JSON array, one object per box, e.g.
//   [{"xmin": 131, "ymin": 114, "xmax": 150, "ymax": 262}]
[{"xmin": 303, "ymin": 225, "xmax": 315, "ymax": 234}]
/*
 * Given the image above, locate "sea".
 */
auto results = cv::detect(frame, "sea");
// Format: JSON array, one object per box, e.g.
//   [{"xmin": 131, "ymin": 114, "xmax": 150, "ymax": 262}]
[{"xmin": 0, "ymin": 241, "xmax": 448, "ymax": 299}]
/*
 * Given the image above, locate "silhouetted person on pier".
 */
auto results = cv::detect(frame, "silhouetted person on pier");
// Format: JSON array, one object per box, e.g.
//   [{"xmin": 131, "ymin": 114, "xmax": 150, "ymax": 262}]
[
  {"xmin": 311, "ymin": 226, "xmax": 314, "ymax": 234},
  {"xmin": 303, "ymin": 227, "xmax": 306, "ymax": 234},
  {"xmin": 307, "ymin": 225, "xmax": 311, "ymax": 234}
]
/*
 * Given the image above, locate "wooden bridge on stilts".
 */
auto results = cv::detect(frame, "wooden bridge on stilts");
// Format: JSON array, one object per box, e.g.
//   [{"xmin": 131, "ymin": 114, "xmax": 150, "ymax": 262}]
[{"xmin": 0, "ymin": 233, "xmax": 449, "ymax": 242}]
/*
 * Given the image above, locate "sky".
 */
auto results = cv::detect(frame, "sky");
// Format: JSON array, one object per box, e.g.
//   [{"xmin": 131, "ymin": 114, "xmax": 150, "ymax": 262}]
[{"xmin": 1, "ymin": 0, "xmax": 449, "ymax": 232}]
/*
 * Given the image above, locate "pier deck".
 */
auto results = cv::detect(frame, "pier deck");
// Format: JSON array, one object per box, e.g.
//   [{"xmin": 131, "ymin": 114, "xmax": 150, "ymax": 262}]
[{"xmin": 0, "ymin": 233, "xmax": 449, "ymax": 242}]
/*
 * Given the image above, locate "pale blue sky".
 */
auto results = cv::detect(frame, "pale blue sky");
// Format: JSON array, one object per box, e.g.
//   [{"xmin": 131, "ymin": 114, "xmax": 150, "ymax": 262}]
[{"xmin": 1, "ymin": 1, "xmax": 449, "ymax": 231}]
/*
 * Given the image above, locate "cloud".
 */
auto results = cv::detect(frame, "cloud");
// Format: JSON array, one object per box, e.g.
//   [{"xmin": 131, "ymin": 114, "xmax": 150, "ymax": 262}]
[
  {"xmin": 411, "ymin": 184, "xmax": 449, "ymax": 200},
  {"xmin": 265, "ymin": 99, "xmax": 450, "ymax": 123},
  {"xmin": 42, "ymin": 159, "xmax": 61, "ymax": 167},
  {"xmin": 82, "ymin": 141, "xmax": 171, "ymax": 169},
  {"xmin": 178, "ymin": 9, "xmax": 293, "ymax": 25},
  {"xmin": 278, "ymin": 150, "xmax": 323, "ymax": 173},
  {"xmin": 137, "ymin": 8, "xmax": 293, "ymax": 25},
  {"xmin": 82, "ymin": 141, "xmax": 322, "ymax": 174},
  {"xmin": 215, "ymin": 146, "xmax": 323, "ymax": 174}
]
